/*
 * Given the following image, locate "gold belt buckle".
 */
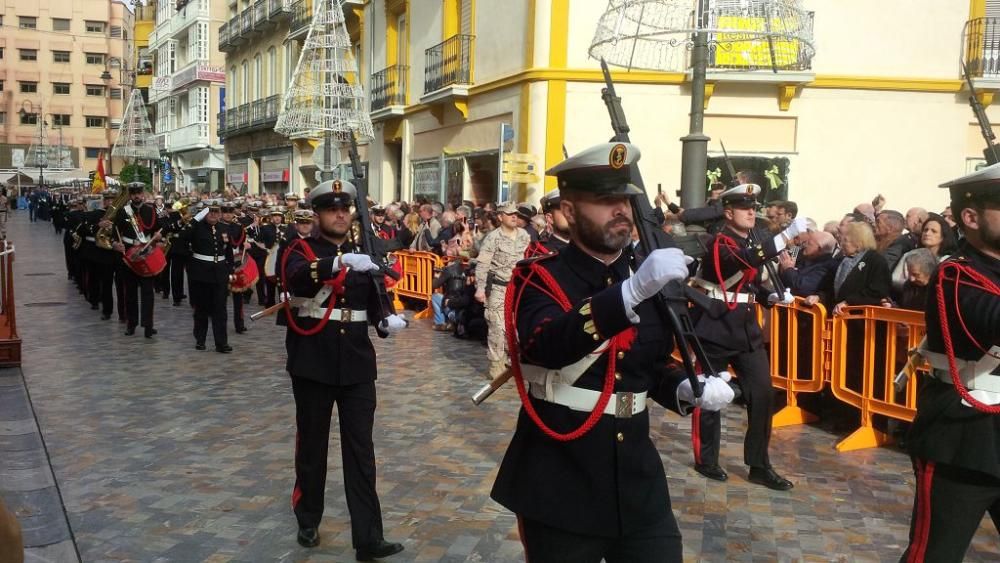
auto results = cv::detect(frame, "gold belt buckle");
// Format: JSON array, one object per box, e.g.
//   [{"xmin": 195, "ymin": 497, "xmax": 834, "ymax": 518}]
[
  {"xmin": 615, "ymin": 392, "xmax": 634, "ymax": 419},
  {"xmin": 342, "ymin": 309, "xmax": 353, "ymax": 323}
]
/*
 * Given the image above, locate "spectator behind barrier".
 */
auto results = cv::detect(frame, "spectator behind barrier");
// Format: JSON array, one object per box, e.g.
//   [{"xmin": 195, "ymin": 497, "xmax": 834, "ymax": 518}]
[
  {"xmin": 891, "ymin": 213, "xmax": 958, "ymax": 294},
  {"xmin": 778, "ymin": 230, "xmax": 840, "ymax": 297},
  {"xmin": 884, "ymin": 248, "xmax": 937, "ymax": 311},
  {"xmin": 875, "ymin": 210, "xmax": 915, "ymax": 271},
  {"xmin": 431, "ymin": 260, "xmax": 467, "ymax": 331},
  {"xmin": 805, "ymin": 221, "xmax": 890, "ymax": 314}
]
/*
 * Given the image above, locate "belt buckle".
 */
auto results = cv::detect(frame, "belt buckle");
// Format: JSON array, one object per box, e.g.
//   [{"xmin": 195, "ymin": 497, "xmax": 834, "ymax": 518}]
[
  {"xmin": 615, "ymin": 392, "xmax": 634, "ymax": 418},
  {"xmin": 342, "ymin": 309, "xmax": 353, "ymax": 323}
]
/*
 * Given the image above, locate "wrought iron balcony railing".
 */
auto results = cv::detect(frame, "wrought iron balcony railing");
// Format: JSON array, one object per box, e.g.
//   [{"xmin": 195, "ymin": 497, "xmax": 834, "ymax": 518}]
[
  {"xmin": 219, "ymin": 95, "xmax": 282, "ymax": 138},
  {"xmin": 965, "ymin": 17, "xmax": 1000, "ymax": 77},
  {"xmin": 289, "ymin": 0, "xmax": 311, "ymax": 38},
  {"xmin": 424, "ymin": 34, "xmax": 474, "ymax": 94},
  {"xmin": 371, "ymin": 65, "xmax": 409, "ymax": 111}
]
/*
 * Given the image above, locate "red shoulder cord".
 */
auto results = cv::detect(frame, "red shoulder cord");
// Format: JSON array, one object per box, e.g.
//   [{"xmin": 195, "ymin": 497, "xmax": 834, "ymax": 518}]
[
  {"xmin": 505, "ymin": 260, "xmax": 635, "ymax": 442},
  {"xmin": 523, "ymin": 241, "xmax": 549, "ymax": 259},
  {"xmin": 712, "ymin": 234, "xmax": 759, "ymax": 311},
  {"xmin": 136, "ymin": 204, "xmax": 156, "ymax": 232},
  {"xmin": 935, "ymin": 260, "xmax": 1000, "ymax": 414},
  {"xmin": 231, "ymin": 226, "xmax": 246, "ymax": 248},
  {"xmin": 280, "ymin": 238, "xmax": 348, "ymax": 337}
]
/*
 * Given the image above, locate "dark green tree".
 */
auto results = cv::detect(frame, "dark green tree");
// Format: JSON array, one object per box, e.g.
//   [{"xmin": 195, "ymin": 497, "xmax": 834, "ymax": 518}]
[{"xmin": 118, "ymin": 163, "xmax": 153, "ymax": 188}]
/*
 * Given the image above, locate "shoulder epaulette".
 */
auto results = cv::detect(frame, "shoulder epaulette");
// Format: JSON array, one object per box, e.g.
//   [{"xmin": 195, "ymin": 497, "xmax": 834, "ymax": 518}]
[{"xmin": 516, "ymin": 250, "xmax": 559, "ymax": 269}]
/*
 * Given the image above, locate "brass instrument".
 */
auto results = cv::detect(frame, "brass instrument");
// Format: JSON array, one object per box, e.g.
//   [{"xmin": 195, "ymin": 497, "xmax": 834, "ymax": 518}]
[
  {"xmin": 95, "ymin": 190, "xmax": 130, "ymax": 250},
  {"xmin": 162, "ymin": 203, "xmax": 191, "ymax": 255},
  {"xmin": 71, "ymin": 226, "xmax": 83, "ymax": 250},
  {"xmin": 122, "ymin": 204, "xmax": 150, "ymax": 245}
]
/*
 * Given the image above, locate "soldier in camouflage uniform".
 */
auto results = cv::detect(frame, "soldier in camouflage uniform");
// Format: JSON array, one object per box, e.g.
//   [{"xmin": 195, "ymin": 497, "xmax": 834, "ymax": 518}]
[{"xmin": 475, "ymin": 202, "xmax": 531, "ymax": 378}]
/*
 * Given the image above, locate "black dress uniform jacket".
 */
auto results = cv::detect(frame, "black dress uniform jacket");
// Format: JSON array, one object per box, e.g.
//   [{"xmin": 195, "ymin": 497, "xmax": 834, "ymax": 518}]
[
  {"xmin": 491, "ymin": 243, "xmax": 688, "ymax": 538},
  {"xmin": 79, "ymin": 210, "xmax": 121, "ymax": 266},
  {"xmin": 284, "ymin": 236, "xmax": 390, "ymax": 386},
  {"xmin": 908, "ymin": 242, "xmax": 1000, "ymax": 479},
  {"xmin": 114, "ymin": 202, "xmax": 158, "ymax": 242},
  {"xmin": 180, "ymin": 220, "xmax": 233, "ymax": 283}
]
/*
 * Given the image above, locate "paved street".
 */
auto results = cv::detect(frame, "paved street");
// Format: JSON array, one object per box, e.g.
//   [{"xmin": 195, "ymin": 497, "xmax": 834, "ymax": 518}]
[{"xmin": 0, "ymin": 210, "xmax": 997, "ymax": 562}]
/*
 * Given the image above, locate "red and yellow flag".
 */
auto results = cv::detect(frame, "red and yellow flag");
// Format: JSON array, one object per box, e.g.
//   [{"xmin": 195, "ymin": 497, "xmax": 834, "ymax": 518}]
[{"xmin": 92, "ymin": 151, "xmax": 107, "ymax": 193}]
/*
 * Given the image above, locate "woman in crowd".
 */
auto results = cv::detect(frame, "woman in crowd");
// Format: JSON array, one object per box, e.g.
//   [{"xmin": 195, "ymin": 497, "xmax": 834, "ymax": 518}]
[{"xmin": 891, "ymin": 213, "xmax": 957, "ymax": 293}]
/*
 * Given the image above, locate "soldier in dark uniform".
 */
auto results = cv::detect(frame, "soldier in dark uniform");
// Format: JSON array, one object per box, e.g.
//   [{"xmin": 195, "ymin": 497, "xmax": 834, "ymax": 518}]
[
  {"xmin": 161, "ymin": 200, "xmax": 191, "ymax": 306},
  {"xmin": 221, "ymin": 203, "xmax": 249, "ymax": 334},
  {"xmin": 64, "ymin": 199, "xmax": 86, "ymax": 285},
  {"xmin": 114, "ymin": 183, "xmax": 160, "ymax": 338},
  {"xmin": 260, "ymin": 209, "xmax": 286, "ymax": 307},
  {"xmin": 689, "ymin": 183, "xmax": 806, "ymax": 490},
  {"xmin": 245, "ymin": 205, "xmax": 270, "ymax": 306},
  {"xmin": 526, "ymin": 189, "xmax": 569, "ymax": 257},
  {"xmin": 901, "ymin": 165, "xmax": 1000, "ymax": 562},
  {"xmin": 79, "ymin": 192, "xmax": 121, "ymax": 320},
  {"xmin": 178, "ymin": 202, "xmax": 234, "ymax": 353},
  {"xmin": 491, "ymin": 143, "xmax": 735, "ymax": 562},
  {"xmin": 281, "ymin": 179, "xmax": 406, "ymax": 559}
]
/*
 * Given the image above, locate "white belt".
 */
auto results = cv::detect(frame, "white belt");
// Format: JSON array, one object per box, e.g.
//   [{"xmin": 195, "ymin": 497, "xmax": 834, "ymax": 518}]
[
  {"xmin": 122, "ymin": 237, "xmax": 139, "ymax": 245},
  {"xmin": 530, "ymin": 382, "xmax": 647, "ymax": 418},
  {"xmin": 85, "ymin": 236, "xmax": 96, "ymax": 242},
  {"xmin": 704, "ymin": 287, "xmax": 755, "ymax": 303},
  {"xmin": 300, "ymin": 308, "xmax": 368, "ymax": 323},
  {"xmin": 192, "ymin": 252, "xmax": 223, "ymax": 262}
]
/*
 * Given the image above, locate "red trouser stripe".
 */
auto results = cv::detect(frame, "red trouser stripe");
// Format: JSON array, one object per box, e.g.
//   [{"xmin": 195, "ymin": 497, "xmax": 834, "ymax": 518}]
[
  {"xmin": 291, "ymin": 431, "xmax": 302, "ymax": 509},
  {"xmin": 516, "ymin": 515, "xmax": 530, "ymax": 563},
  {"xmin": 691, "ymin": 407, "xmax": 702, "ymax": 465},
  {"xmin": 907, "ymin": 460, "xmax": 936, "ymax": 563}
]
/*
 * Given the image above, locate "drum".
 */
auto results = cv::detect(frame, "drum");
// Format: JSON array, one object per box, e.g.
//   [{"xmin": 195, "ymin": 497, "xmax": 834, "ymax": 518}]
[
  {"xmin": 123, "ymin": 245, "xmax": 167, "ymax": 277},
  {"xmin": 229, "ymin": 257, "xmax": 260, "ymax": 293},
  {"xmin": 264, "ymin": 246, "xmax": 279, "ymax": 281}
]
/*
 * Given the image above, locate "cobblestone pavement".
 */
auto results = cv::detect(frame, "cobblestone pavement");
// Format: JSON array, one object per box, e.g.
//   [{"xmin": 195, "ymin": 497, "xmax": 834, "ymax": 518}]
[{"xmin": 1, "ymin": 211, "xmax": 997, "ymax": 562}]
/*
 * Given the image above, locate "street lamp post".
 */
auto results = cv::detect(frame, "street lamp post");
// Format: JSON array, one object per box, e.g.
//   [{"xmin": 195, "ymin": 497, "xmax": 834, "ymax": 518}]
[{"xmin": 18, "ymin": 100, "xmax": 47, "ymax": 190}]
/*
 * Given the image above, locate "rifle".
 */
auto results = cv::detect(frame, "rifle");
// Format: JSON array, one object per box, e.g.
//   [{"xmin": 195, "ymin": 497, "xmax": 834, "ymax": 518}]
[
  {"xmin": 963, "ymin": 61, "xmax": 1000, "ymax": 165},
  {"xmin": 347, "ymin": 132, "xmax": 397, "ymax": 330},
  {"xmin": 719, "ymin": 141, "xmax": 788, "ymax": 297},
  {"xmin": 600, "ymin": 57, "xmax": 714, "ymax": 398}
]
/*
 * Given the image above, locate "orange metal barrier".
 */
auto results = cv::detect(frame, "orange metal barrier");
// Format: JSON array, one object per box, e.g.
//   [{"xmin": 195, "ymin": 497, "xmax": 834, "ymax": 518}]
[
  {"xmin": 0, "ymin": 241, "xmax": 19, "ymax": 366},
  {"xmin": 389, "ymin": 251, "xmax": 439, "ymax": 319},
  {"xmin": 767, "ymin": 298, "xmax": 828, "ymax": 427},
  {"xmin": 829, "ymin": 305, "xmax": 927, "ymax": 452}
]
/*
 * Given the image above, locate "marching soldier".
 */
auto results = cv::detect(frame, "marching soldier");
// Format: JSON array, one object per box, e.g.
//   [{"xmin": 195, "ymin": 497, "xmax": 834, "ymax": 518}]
[
  {"xmin": 178, "ymin": 202, "xmax": 234, "ymax": 353},
  {"xmin": 901, "ymin": 165, "xmax": 1000, "ymax": 562},
  {"xmin": 689, "ymin": 184, "xmax": 806, "ymax": 490},
  {"xmin": 114, "ymin": 183, "xmax": 160, "ymax": 338},
  {"xmin": 221, "ymin": 203, "xmax": 250, "ymax": 334},
  {"xmin": 491, "ymin": 143, "xmax": 734, "ymax": 561},
  {"xmin": 474, "ymin": 202, "xmax": 531, "ymax": 379},
  {"xmin": 526, "ymin": 189, "xmax": 569, "ymax": 257},
  {"xmin": 79, "ymin": 191, "xmax": 120, "ymax": 320},
  {"xmin": 246, "ymin": 204, "xmax": 270, "ymax": 306},
  {"xmin": 284, "ymin": 192, "xmax": 301, "ymax": 224},
  {"xmin": 162, "ymin": 199, "xmax": 191, "ymax": 307},
  {"xmin": 281, "ymin": 179, "xmax": 406, "ymax": 559},
  {"xmin": 261, "ymin": 208, "xmax": 286, "ymax": 307}
]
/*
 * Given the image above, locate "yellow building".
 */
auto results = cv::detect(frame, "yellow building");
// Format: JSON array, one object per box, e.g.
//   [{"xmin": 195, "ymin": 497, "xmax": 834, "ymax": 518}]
[
  {"xmin": 134, "ymin": 3, "xmax": 154, "ymax": 93},
  {"xmin": 343, "ymin": 0, "xmax": 1000, "ymax": 218}
]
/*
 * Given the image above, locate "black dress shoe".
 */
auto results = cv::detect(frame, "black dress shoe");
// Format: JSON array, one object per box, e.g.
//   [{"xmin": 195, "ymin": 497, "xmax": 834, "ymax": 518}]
[
  {"xmin": 124, "ymin": 326, "xmax": 136, "ymax": 336},
  {"xmin": 90, "ymin": 304, "xmax": 99, "ymax": 310},
  {"xmin": 296, "ymin": 527, "xmax": 320, "ymax": 548},
  {"xmin": 144, "ymin": 327, "xmax": 157, "ymax": 338},
  {"xmin": 748, "ymin": 466, "xmax": 794, "ymax": 491},
  {"xmin": 695, "ymin": 463, "xmax": 728, "ymax": 482},
  {"xmin": 173, "ymin": 300, "xmax": 182, "ymax": 307},
  {"xmin": 216, "ymin": 345, "xmax": 233, "ymax": 353},
  {"xmin": 356, "ymin": 539, "xmax": 404, "ymax": 561},
  {"xmin": 100, "ymin": 314, "xmax": 111, "ymax": 321},
  {"xmin": 195, "ymin": 343, "xmax": 206, "ymax": 351},
  {"xmin": 235, "ymin": 327, "xmax": 247, "ymax": 334}
]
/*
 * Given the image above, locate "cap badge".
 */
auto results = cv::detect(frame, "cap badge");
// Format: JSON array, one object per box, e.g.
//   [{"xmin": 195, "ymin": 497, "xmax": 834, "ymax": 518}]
[
  {"xmin": 333, "ymin": 180, "xmax": 342, "ymax": 193},
  {"xmin": 746, "ymin": 185, "xmax": 754, "ymax": 195},
  {"xmin": 609, "ymin": 144, "xmax": 627, "ymax": 170}
]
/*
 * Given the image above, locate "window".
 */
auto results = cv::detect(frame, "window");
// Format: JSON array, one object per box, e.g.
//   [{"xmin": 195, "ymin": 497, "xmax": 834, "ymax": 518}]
[
  {"xmin": 110, "ymin": 88, "xmax": 122, "ymax": 100},
  {"xmin": 20, "ymin": 82, "xmax": 38, "ymax": 93},
  {"xmin": 19, "ymin": 49, "xmax": 37, "ymax": 62},
  {"xmin": 52, "ymin": 18, "xmax": 70, "ymax": 31},
  {"xmin": 110, "ymin": 25, "xmax": 122, "ymax": 39},
  {"xmin": 254, "ymin": 54, "xmax": 262, "ymax": 101},
  {"xmin": 268, "ymin": 47, "xmax": 277, "ymax": 97},
  {"xmin": 0, "ymin": 80, "xmax": 3, "ymax": 92},
  {"xmin": 0, "ymin": 48, "xmax": 4, "ymax": 60},
  {"xmin": 0, "ymin": 113, "xmax": 4, "ymax": 126},
  {"xmin": 85, "ymin": 148, "xmax": 102, "ymax": 159},
  {"xmin": 53, "ymin": 83, "xmax": 70, "ymax": 95},
  {"xmin": 52, "ymin": 114, "xmax": 71, "ymax": 127},
  {"xmin": 20, "ymin": 112, "xmax": 38, "ymax": 125},
  {"xmin": 86, "ymin": 84, "xmax": 106, "ymax": 96},
  {"xmin": 85, "ymin": 116, "xmax": 106, "ymax": 128},
  {"xmin": 53, "ymin": 51, "xmax": 71, "ymax": 63},
  {"xmin": 86, "ymin": 53, "xmax": 105, "ymax": 65},
  {"xmin": 19, "ymin": 16, "xmax": 37, "ymax": 29},
  {"xmin": 241, "ymin": 60, "xmax": 248, "ymax": 105},
  {"xmin": 85, "ymin": 21, "xmax": 105, "ymax": 33}
]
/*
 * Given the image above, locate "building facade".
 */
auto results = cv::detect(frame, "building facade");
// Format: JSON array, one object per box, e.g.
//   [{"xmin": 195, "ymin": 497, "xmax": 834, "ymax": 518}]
[
  {"xmin": 0, "ymin": 0, "xmax": 133, "ymax": 185},
  {"xmin": 149, "ymin": 0, "xmax": 228, "ymax": 193},
  {"xmin": 342, "ymin": 0, "xmax": 1000, "ymax": 218}
]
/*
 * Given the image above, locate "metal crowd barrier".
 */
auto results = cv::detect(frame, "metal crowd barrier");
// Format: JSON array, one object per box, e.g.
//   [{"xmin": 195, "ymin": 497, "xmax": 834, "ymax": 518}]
[
  {"xmin": 0, "ymin": 241, "xmax": 20, "ymax": 367},
  {"xmin": 388, "ymin": 251, "xmax": 439, "ymax": 319},
  {"xmin": 767, "ymin": 298, "xmax": 829, "ymax": 427}
]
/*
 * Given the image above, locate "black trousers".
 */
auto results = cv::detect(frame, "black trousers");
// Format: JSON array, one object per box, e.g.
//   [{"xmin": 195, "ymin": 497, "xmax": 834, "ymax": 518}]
[
  {"xmin": 118, "ymin": 264, "xmax": 155, "ymax": 329},
  {"xmin": 169, "ymin": 255, "xmax": 186, "ymax": 302},
  {"xmin": 264, "ymin": 278, "xmax": 277, "ymax": 307},
  {"xmin": 190, "ymin": 279, "xmax": 228, "ymax": 347},
  {"xmin": 252, "ymin": 253, "xmax": 267, "ymax": 305},
  {"xmin": 232, "ymin": 290, "xmax": 246, "ymax": 331},
  {"xmin": 290, "ymin": 376, "xmax": 383, "ymax": 548},
  {"xmin": 517, "ymin": 514, "xmax": 682, "ymax": 563},
  {"xmin": 85, "ymin": 260, "xmax": 115, "ymax": 316},
  {"xmin": 901, "ymin": 459, "xmax": 1000, "ymax": 563},
  {"xmin": 156, "ymin": 260, "xmax": 170, "ymax": 296},
  {"xmin": 696, "ymin": 345, "xmax": 773, "ymax": 468}
]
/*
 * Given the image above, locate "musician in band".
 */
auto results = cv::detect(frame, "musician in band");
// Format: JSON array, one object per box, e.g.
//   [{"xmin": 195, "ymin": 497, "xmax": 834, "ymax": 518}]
[
  {"xmin": 112, "ymin": 183, "xmax": 161, "ymax": 338},
  {"xmin": 245, "ymin": 204, "xmax": 269, "ymax": 306},
  {"xmin": 901, "ymin": 165, "xmax": 1000, "ymax": 562},
  {"xmin": 526, "ymin": 189, "xmax": 569, "ymax": 257},
  {"xmin": 491, "ymin": 143, "xmax": 735, "ymax": 562},
  {"xmin": 161, "ymin": 199, "xmax": 191, "ymax": 307},
  {"xmin": 689, "ymin": 184, "xmax": 806, "ymax": 491},
  {"xmin": 221, "ymin": 203, "xmax": 250, "ymax": 334},
  {"xmin": 79, "ymin": 191, "xmax": 122, "ymax": 321},
  {"xmin": 178, "ymin": 202, "xmax": 234, "ymax": 353},
  {"xmin": 281, "ymin": 179, "xmax": 406, "ymax": 559},
  {"xmin": 260, "ymin": 209, "xmax": 286, "ymax": 307}
]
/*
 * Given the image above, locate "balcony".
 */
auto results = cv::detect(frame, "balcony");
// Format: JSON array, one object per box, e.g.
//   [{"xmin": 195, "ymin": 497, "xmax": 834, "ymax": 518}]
[
  {"xmin": 240, "ymin": 9, "xmax": 253, "ymax": 36},
  {"xmin": 221, "ymin": 0, "xmax": 290, "ymax": 50},
  {"xmin": 249, "ymin": 0, "xmax": 267, "ymax": 32},
  {"xmin": 218, "ymin": 23, "xmax": 231, "ymax": 51},
  {"xmin": 420, "ymin": 35, "xmax": 474, "ymax": 121},
  {"xmin": 965, "ymin": 17, "xmax": 1000, "ymax": 89},
  {"xmin": 371, "ymin": 65, "xmax": 408, "ymax": 119},
  {"xmin": 219, "ymin": 94, "xmax": 282, "ymax": 138},
  {"xmin": 268, "ymin": 0, "xmax": 291, "ymax": 18},
  {"xmin": 170, "ymin": 122, "xmax": 212, "ymax": 152},
  {"xmin": 228, "ymin": 18, "xmax": 246, "ymax": 47},
  {"xmin": 288, "ymin": 0, "xmax": 311, "ymax": 41}
]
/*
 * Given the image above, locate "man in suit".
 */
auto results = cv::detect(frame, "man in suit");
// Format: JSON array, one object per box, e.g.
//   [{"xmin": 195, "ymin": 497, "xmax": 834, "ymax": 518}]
[
  {"xmin": 690, "ymin": 183, "xmax": 807, "ymax": 490},
  {"xmin": 779, "ymin": 230, "xmax": 840, "ymax": 297}
]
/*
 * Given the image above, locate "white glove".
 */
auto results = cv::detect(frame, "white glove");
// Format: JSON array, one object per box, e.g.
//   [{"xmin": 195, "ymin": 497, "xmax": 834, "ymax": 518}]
[
  {"xmin": 334, "ymin": 253, "xmax": 378, "ymax": 273},
  {"xmin": 194, "ymin": 208, "xmax": 210, "ymax": 222},
  {"xmin": 767, "ymin": 289, "xmax": 795, "ymax": 305},
  {"xmin": 379, "ymin": 313, "xmax": 407, "ymax": 334},
  {"xmin": 622, "ymin": 248, "xmax": 689, "ymax": 311},
  {"xmin": 677, "ymin": 371, "xmax": 735, "ymax": 412},
  {"xmin": 783, "ymin": 217, "xmax": 808, "ymax": 240}
]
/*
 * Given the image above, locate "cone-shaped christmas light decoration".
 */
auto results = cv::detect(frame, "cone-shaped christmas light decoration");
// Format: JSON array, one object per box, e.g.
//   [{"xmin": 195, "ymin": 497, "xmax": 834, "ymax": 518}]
[
  {"xmin": 112, "ymin": 89, "xmax": 161, "ymax": 160},
  {"xmin": 275, "ymin": 0, "xmax": 373, "ymax": 142}
]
